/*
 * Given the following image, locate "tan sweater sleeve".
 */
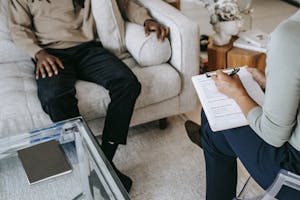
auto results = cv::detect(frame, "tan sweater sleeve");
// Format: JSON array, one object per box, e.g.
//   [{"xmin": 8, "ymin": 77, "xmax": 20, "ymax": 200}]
[
  {"xmin": 9, "ymin": 0, "xmax": 42, "ymax": 58},
  {"xmin": 125, "ymin": 0, "xmax": 152, "ymax": 25}
]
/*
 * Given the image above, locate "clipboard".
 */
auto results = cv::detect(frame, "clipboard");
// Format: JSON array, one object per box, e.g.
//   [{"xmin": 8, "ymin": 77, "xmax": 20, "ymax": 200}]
[{"xmin": 191, "ymin": 66, "xmax": 265, "ymax": 132}]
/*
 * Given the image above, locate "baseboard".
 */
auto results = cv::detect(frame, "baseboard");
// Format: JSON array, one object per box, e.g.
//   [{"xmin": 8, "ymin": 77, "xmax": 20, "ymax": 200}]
[{"xmin": 281, "ymin": 0, "xmax": 300, "ymax": 7}]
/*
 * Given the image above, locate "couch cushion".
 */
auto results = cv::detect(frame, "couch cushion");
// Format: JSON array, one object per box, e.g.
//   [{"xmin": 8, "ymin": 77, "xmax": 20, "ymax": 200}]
[
  {"xmin": 0, "ymin": 0, "xmax": 31, "ymax": 63},
  {"xmin": 76, "ymin": 57, "xmax": 181, "ymax": 120},
  {"xmin": 0, "ymin": 58, "xmax": 181, "ymax": 135},
  {"xmin": 0, "ymin": 0, "xmax": 10, "ymax": 40},
  {"xmin": 132, "ymin": 63, "xmax": 181, "ymax": 108},
  {"xmin": 91, "ymin": 0, "xmax": 126, "ymax": 57},
  {"xmin": 0, "ymin": 61, "xmax": 51, "ymax": 137},
  {"xmin": 125, "ymin": 22, "xmax": 172, "ymax": 67},
  {"xmin": 291, "ymin": 9, "xmax": 300, "ymax": 22}
]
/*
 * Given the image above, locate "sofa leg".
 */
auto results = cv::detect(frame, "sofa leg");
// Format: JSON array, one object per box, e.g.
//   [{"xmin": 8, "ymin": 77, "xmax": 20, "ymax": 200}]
[{"xmin": 159, "ymin": 118, "xmax": 168, "ymax": 129}]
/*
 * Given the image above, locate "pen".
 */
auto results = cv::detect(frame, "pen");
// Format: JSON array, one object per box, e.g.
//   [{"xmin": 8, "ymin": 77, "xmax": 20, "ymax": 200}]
[
  {"xmin": 206, "ymin": 68, "xmax": 240, "ymax": 78},
  {"xmin": 228, "ymin": 68, "xmax": 240, "ymax": 77}
]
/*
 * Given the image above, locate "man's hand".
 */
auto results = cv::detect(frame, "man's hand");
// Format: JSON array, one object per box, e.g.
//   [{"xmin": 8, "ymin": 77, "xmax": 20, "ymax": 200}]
[
  {"xmin": 144, "ymin": 19, "xmax": 169, "ymax": 41},
  {"xmin": 247, "ymin": 67, "xmax": 266, "ymax": 90},
  {"xmin": 212, "ymin": 70, "xmax": 249, "ymax": 101},
  {"xmin": 35, "ymin": 50, "xmax": 64, "ymax": 79}
]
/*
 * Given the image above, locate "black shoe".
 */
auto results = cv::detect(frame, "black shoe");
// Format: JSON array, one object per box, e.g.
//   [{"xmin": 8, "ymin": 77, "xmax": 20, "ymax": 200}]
[
  {"xmin": 111, "ymin": 163, "xmax": 133, "ymax": 193},
  {"xmin": 184, "ymin": 120, "xmax": 202, "ymax": 148},
  {"xmin": 101, "ymin": 142, "xmax": 133, "ymax": 192}
]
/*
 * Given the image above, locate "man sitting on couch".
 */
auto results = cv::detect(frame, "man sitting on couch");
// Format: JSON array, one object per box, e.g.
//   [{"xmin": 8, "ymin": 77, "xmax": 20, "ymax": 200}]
[{"xmin": 9, "ymin": 0, "xmax": 168, "ymax": 192}]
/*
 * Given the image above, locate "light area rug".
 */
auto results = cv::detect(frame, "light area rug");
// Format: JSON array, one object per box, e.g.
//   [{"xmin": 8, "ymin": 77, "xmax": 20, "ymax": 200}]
[
  {"xmin": 109, "ymin": 115, "xmax": 265, "ymax": 200},
  {"xmin": 113, "ymin": 116, "xmax": 206, "ymax": 200}
]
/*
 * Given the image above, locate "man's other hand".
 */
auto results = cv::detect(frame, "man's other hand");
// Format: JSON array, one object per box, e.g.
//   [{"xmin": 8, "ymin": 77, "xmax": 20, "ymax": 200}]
[
  {"xmin": 144, "ymin": 19, "xmax": 169, "ymax": 41},
  {"xmin": 35, "ymin": 50, "xmax": 64, "ymax": 79}
]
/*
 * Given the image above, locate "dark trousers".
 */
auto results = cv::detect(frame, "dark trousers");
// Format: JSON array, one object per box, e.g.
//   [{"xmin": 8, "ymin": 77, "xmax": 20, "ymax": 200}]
[
  {"xmin": 201, "ymin": 110, "xmax": 300, "ymax": 200},
  {"xmin": 35, "ymin": 41, "xmax": 141, "ymax": 144}
]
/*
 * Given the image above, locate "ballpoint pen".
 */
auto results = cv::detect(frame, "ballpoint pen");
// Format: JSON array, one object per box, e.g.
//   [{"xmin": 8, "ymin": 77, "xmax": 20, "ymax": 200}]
[
  {"xmin": 228, "ymin": 68, "xmax": 240, "ymax": 77},
  {"xmin": 206, "ymin": 68, "xmax": 240, "ymax": 78}
]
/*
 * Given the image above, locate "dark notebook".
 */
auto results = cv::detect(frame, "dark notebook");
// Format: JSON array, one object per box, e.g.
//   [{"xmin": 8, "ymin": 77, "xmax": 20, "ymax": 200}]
[{"xmin": 18, "ymin": 140, "xmax": 72, "ymax": 185}]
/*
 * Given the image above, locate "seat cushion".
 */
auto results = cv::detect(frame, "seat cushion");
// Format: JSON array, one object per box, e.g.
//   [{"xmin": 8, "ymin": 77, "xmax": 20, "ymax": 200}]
[
  {"xmin": 0, "ymin": 61, "xmax": 51, "ymax": 136},
  {"xmin": 0, "ymin": 58, "xmax": 181, "ymax": 135},
  {"xmin": 77, "ymin": 57, "xmax": 181, "ymax": 120}
]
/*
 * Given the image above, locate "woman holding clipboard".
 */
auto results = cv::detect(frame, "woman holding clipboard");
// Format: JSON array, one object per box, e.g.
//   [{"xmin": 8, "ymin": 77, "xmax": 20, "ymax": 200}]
[{"xmin": 186, "ymin": 11, "xmax": 300, "ymax": 200}]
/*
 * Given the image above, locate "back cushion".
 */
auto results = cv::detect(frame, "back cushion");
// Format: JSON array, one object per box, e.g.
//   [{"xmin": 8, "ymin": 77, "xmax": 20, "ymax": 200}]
[
  {"xmin": 91, "ymin": 0, "xmax": 126, "ymax": 57},
  {"xmin": 290, "ymin": 9, "xmax": 300, "ymax": 22},
  {"xmin": 0, "ymin": 0, "xmax": 10, "ymax": 40},
  {"xmin": 0, "ymin": 0, "xmax": 30, "ymax": 63}
]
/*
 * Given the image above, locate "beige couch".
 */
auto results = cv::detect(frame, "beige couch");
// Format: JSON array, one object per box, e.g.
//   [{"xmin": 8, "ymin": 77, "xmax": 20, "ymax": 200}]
[{"xmin": 0, "ymin": 0, "xmax": 199, "ymax": 136}]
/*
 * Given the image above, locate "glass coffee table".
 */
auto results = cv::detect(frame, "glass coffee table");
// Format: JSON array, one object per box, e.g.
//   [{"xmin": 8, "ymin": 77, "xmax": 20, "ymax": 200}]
[{"xmin": 0, "ymin": 117, "xmax": 130, "ymax": 200}]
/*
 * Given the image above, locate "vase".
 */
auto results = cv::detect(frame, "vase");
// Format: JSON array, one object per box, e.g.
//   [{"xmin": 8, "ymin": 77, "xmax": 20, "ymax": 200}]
[{"xmin": 212, "ymin": 20, "xmax": 243, "ymax": 46}]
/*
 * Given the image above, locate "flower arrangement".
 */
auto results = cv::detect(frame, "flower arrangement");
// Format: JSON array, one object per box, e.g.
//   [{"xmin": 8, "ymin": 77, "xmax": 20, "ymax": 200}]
[{"xmin": 196, "ymin": 0, "xmax": 242, "ymax": 25}]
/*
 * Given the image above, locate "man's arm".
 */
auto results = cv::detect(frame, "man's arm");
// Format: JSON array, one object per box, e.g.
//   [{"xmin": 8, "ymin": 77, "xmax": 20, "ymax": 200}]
[
  {"xmin": 9, "ymin": 0, "xmax": 42, "ymax": 58},
  {"xmin": 9, "ymin": 0, "xmax": 64, "ymax": 79},
  {"xmin": 120, "ymin": 0, "xmax": 169, "ymax": 40}
]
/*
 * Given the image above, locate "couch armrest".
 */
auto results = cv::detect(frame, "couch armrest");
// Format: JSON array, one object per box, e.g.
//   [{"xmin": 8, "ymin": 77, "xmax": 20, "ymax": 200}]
[{"xmin": 137, "ymin": 0, "xmax": 200, "ymax": 113}]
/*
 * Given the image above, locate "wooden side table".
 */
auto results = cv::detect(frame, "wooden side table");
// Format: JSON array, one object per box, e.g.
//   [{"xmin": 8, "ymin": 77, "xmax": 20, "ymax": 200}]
[
  {"xmin": 207, "ymin": 37, "xmax": 266, "ymax": 72},
  {"xmin": 207, "ymin": 37, "xmax": 235, "ymax": 71},
  {"xmin": 227, "ymin": 48, "xmax": 266, "ymax": 72}
]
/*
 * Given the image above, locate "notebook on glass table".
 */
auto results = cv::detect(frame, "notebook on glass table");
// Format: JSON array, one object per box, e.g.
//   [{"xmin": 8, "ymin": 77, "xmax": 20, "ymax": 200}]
[{"xmin": 18, "ymin": 139, "xmax": 72, "ymax": 185}]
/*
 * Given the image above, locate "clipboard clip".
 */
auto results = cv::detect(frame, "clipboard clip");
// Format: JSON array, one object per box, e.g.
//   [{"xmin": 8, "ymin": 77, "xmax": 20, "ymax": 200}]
[{"xmin": 206, "ymin": 68, "xmax": 240, "ymax": 78}]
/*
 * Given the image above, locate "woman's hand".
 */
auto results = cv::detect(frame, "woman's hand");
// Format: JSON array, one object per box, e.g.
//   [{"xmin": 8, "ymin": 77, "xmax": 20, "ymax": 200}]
[
  {"xmin": 212, "ymin": 70, "xmax": 249, "ymax": 101},
  {"xmin": 247, "ymin": 67, "xmax": 266, "ymax": 90},
  {"xmin": 212, "ymin": 70, "xmax": 258, "ymax": 116}
]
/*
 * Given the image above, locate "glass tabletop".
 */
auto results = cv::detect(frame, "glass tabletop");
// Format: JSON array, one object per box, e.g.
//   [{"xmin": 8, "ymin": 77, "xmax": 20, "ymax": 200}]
[{"xmin": 0, "ymin": 117, "xmax": 130, "ymax": 200}]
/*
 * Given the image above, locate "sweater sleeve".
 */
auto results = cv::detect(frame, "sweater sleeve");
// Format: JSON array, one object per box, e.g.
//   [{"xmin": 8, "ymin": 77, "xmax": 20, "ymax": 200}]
[
  {"xmin": 125, "ymin": 0, "xmax": 152, "ymax": 25},
  {"xmin": 9, "ymin": 0, "xmax": 42, "ymax": 58},
  {"xmin": 247, "ymin": 19, "xmax": 300, "ymax": 147}
]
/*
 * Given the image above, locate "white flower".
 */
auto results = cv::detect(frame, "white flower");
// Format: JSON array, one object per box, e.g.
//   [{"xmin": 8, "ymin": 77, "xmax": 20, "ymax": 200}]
[
  {"xmin": 215, "ymin": 0, "xmax": 241, "ymax": 21},
  {"xmin": 191, "ymin": 0, "xmax": 242, "ymax": 24}
]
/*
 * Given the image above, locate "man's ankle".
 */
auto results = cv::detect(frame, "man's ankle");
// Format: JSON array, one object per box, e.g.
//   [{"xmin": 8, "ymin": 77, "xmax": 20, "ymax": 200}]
[{"xmin": 101, "ymin": 141, "xmax": 118, "ymax": 162}]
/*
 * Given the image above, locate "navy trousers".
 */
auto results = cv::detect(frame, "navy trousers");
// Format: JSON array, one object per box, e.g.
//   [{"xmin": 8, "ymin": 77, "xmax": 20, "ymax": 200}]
[
  {"xmin": 201, "ymin": 110, "xmax": 300, "ymax": 200},
  {"xmin": 35, "ymin": 41, "xmax": 141, "ymax": 144}
]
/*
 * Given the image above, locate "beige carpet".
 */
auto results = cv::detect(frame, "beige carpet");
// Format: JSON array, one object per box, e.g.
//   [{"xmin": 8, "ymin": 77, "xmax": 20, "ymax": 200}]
[
  {"xmin": 113, "ymin": 116, "xmax": 206, "ymax": 200},
  {"xmin": 111, "ymin": 115, "xmax": 267, "ymax": 200}
]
